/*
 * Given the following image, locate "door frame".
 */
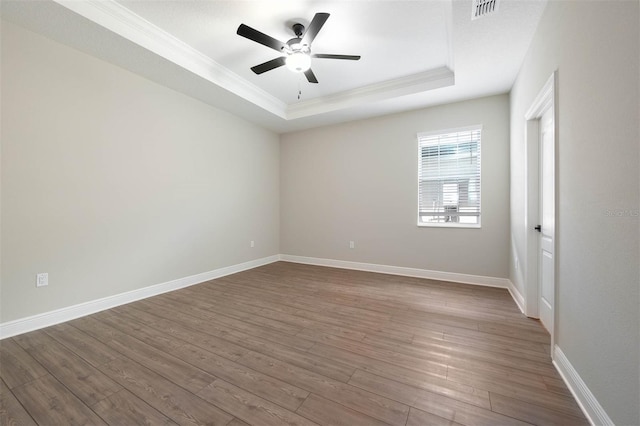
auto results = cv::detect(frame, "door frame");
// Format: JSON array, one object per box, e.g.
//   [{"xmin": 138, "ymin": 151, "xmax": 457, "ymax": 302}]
[{"xmin": 523, "ymin": 71, "xmax": 558, "ymax": 354}]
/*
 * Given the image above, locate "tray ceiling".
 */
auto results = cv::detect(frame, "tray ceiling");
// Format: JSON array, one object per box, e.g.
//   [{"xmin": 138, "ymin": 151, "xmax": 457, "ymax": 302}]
[{"xmin": 1, "ymin": 0, "xmax": 548, "ymax": 133}]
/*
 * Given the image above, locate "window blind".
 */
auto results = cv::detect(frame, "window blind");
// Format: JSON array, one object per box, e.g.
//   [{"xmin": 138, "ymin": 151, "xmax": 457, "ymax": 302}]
[{"xmin": 418, "ymin": 126, "xmax": 481, "ymax": 226}]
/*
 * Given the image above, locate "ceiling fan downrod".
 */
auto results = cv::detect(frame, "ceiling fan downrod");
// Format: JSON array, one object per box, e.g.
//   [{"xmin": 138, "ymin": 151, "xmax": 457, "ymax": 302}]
[{"xmin": 292, "ymin": 23, "xmax": 305, "ymax": 38}]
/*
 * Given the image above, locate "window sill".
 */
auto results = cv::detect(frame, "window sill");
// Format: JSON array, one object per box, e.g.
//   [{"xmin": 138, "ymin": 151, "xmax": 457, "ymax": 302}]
[{"xmin": 417, "ymin": 223, "xmax": 481, "ymax": 229}]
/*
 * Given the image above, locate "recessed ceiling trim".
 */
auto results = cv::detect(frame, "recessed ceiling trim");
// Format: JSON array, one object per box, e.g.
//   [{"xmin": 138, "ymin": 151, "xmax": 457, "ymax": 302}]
[
  {"xmin": 443, "ymin": 0, "xmax": 455, "ymax": 71},
  {"xmin": 286, "ymin": 67, "xmax": 455, "ymax": 120},
  {"xmin": 22, "ymin": 0, "xmax": 546, "ymax": 130},
  {"xmin": 53, "ymin": 0, "xmax": 287, "ymax": 118},
  {"xmin": 50, "ymin": 0, "xmax": 456, "ymax": 122}
]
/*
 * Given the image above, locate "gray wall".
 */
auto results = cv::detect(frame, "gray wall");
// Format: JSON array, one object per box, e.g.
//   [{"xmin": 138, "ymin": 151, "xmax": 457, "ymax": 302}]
[
  {"xmin": 4, "ymin": 4, "xmax": 638, "ymax": 423},
  {"xmin": 509, "ymin": 1, "xmax": 639, "ymax": 424},
  {"xmin": 1, "ymin": 21, "xmax": 280, "ymax": 323},
  {"xmin": 281, "ymin": 94, "xmax": 510, "ymax": 278}
]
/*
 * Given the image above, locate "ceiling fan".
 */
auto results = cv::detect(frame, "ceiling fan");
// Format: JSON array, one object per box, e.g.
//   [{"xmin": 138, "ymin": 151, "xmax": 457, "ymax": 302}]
[{"xmin": 237, "ymin": 13, "xmax": 361, "ymax": 84}]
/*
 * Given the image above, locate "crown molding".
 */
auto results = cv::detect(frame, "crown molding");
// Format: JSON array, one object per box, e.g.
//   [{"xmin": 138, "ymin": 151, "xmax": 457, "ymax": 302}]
[
  {"xmin": 52, "ymin": 0, "xmax": 454, "ymax": 122},
  {"xmin": 53, "ymin": 0, "xmax": 287, "ymax": 118},
  {"xmin": 286, "ymin": 67, "xmax": 455, "ymax": 119}
]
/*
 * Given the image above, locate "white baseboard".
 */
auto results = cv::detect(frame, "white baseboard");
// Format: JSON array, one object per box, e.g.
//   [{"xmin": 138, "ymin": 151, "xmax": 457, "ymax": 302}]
[
  {"xmin": 553, "ymin": 345, "xmax": 613, "ymax": 426},
  {"xmin": 280, "ymin": 254, "xmax": 510, "ymax": 288},
  {"xmin": 0, "ymin": 254, "xmax": 522, "ymax": 339},
  {"xmin": 0, "ymin": 255, "xmax": 280, "ymax": 340},
  {"xmin": 506, "ymin": 279, "xmax": 526, "ymax": 314},
  {"xmin": 0, "ymin": 252, "xmax": 614, "ymax": 426}
]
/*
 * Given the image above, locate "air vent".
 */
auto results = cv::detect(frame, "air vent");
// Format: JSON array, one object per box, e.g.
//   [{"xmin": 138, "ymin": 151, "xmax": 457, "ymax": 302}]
[{"xmin": 472, "ymin": 0, "xmax": 500, "ymax": 20}]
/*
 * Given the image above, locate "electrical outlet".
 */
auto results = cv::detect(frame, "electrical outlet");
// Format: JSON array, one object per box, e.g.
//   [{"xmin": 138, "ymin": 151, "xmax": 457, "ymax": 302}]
[
  {"xmin": 349, "ymin": 241, "xmax": 355, "ymax": 249},
  {"xmin": 36, "ymin": 273, "xmax": 48, "ymax": 287},
  {"xmin": 250, "ymin": 240, "xmax": 255, "ymax": 248}
]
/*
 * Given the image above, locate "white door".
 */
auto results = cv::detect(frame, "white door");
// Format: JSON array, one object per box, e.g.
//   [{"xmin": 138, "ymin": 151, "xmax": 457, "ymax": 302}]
[{"xmin": 538, "ymin": 107, "xmax": 555, "ymax": 332}]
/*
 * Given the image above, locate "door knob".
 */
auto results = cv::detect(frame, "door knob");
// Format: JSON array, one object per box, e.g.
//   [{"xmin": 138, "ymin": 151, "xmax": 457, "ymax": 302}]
[{"xmin": 534, "ymin": 225, "xmax": 541, "ymax": 232}]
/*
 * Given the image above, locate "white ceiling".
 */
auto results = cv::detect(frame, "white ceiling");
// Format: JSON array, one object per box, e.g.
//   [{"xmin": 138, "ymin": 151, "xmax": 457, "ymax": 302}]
[
  {"xmin": 1, "ymin": 0, "xmax": 548, "ymax": 133},
  {"xmin": 118, "ymin": 1, "xmax": 452, "ymax": 104}
]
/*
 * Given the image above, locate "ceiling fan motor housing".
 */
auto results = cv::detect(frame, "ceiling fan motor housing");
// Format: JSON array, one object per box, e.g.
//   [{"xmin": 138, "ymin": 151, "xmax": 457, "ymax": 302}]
[{"xmin": 286, "ymin": 37, "xmax": 310, "ymax": 54}]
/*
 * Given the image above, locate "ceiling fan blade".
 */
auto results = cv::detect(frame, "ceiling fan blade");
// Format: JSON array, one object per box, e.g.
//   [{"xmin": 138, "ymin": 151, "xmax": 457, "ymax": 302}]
[
  {"xmin": 312, "ymin": 54, "xmax": 361, "ymax": 60},
  {"xmin": 250, "ymin": 57, "xmax": 286, "ymax": 74},
  {"xmin": 237, "ymin": 24, "xmax": 287, "ymax": 52},
  {"xmin": 304, "ymin": 68, "xmax": 319, "ymax": 84},
  {"xmin": 301, "ymin": 13, "xmax": 330, "ymax": 45}
]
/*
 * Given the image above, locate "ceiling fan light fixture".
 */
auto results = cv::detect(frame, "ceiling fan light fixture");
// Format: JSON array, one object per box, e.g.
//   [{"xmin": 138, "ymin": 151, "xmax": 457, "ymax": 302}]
[
  {"xmin": 285, "ymin": 51, "xmax": 311, "ymax": 72},
  {"xmin": 237, "ymin": 12, "xmax": 360, "ymax": 83}
]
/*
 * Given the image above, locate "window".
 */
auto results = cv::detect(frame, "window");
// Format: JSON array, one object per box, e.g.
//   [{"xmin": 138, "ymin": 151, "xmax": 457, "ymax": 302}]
[{"xmin": 418, "ymin": 126, "xmax": 481, "ymax": 227}]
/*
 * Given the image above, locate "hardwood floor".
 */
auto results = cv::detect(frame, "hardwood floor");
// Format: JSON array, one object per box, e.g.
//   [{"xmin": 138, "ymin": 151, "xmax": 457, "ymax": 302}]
[{"xmin": 0, "ymin": 262, "xmax": 588, "ymax": 425}]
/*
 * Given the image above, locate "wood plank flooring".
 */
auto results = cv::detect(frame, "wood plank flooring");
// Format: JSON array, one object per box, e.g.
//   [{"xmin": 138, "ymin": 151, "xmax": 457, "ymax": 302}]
[{"xmin": 0, "ymin": 262, "xmax": 588, "ymax": 425}]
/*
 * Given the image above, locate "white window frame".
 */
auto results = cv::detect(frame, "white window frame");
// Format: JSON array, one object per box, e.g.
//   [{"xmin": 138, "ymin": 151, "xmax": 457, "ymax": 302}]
[{"xmin": 417, "ymin": 125, "xmax": 482, "ymax": 228}]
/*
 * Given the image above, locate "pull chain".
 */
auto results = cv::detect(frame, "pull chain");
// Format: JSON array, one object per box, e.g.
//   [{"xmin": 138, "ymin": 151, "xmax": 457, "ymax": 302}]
[{"xmin": 297, "ymin": 76, "xmax": 302, "ymax": 100}]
